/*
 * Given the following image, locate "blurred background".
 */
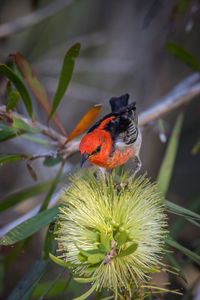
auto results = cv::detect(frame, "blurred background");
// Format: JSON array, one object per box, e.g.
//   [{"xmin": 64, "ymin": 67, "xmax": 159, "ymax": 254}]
[{"xmin": 0, "ymin": 0, "xmax": 200, "ymax": 299}]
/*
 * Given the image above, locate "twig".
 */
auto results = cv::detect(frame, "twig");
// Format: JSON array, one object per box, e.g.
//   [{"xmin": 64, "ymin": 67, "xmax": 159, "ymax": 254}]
[
  {"xmin": 0, "ymin": 106, "xmax": 66, "ymax": 145},
  {"xmin": 138, "ymin": 73, "xmax": 200, "ymax": 126},
  {"xmin": 0, "ymin": 0, "xmax": 75, "ymax": 39},
  {"xmin": 1, "ymin": 72, "xmax": 200, "ymax": 154},
  {"xmin": 0, "ymin": 72, "xmax": 200, "ymax": 236}
]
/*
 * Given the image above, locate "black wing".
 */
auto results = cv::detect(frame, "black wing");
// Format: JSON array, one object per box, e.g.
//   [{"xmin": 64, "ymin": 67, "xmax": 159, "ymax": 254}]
[
  {"xmin": 88, "ymin": 94, "xmax": 138, "ymax": 146},
  {"xmin": 104, "ymin": 108, "xmax": 138, "ymax": 146}
]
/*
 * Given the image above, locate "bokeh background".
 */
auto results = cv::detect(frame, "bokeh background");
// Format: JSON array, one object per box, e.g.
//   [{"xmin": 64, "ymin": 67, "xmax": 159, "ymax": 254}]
[{"xmin": 0, "ymin": 0, "xmax": 200, "ymax": 299}]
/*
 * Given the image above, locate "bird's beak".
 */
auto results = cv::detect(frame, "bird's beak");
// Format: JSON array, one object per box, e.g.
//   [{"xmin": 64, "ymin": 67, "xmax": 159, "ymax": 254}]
[{"xmin": 80, "ymin": 152, "xmax": 89, "ymax": 168}]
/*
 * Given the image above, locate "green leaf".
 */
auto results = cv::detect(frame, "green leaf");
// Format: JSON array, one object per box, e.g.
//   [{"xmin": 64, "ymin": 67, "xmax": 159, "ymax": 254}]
[
  {"xmin": 40, "ymin": 163, "xmax": 64, "ymax": 211},
  {"xmin": 0, "ymin": 64, "xmax": 33, "ymax": 118},
  {"xmin": 8, "ymin": 256, "xmax": 49, "ymax": 300},
  {"xmin": 12, "ymin": 117, "xmax": 40, "ymax": 133},
  {"xmin": 21, "ymin": 134, "xmax": 51, "ymax": 147},
  {"xmin": 49, "ymin": 253, "xmax": 84, "ymax": 268},
  {"xmin": 43, "ymin": 222, "xmax": 56, "ymax": 260},
  {"xmin": 6, "ymin": 81, "xmax": 20, "ymax": 111},
  {"xmin": 77, "ymin": 253, "xmax": 88, "ymax": 262},
  {"xmin": 166, "ymin": 42, "xmax": 200, "ymax": 72},
  {"xmin": 115, "ymin": 231, "xmax": 128, "ymax": 247},
  {"xmin": 82, "ymin": 263, "xmax": 101, "ymax": 274},
  {"xmin": 0, "ymin": 127, "xmax": 18, "ymax": 142},
  {"xmin": 87, "ymin": 253, "xmax": 105, "ymax": 265},
  {"xmin": 165, "ymin": 252, "xmax": 187, "ymax": 283},
  {"xmin": 37, "ymin": 270, "xmax": 64, "ymax": 300},
  {"xmin": 73, "ymin": 280, "xmax": 98, "ymax": 300},
  {"xmin": 0, "ymin": 180, "xmax": 52, "ymax": 212},
  {"xmin": 75, "ymin": 244, "xmax": 103, "ymax": 257},
  {"xmin": 116, "ymin": 242, "xmax": 138, "ymax": 258},
  {"xmin": 164, "ymin": 199, "xmax": 200, "ymax": 221},
  {"xmin": 74, "ymin": 272, "xmax": 102, "ymax": 283},
  {"xmin": 43, "ymin": 156, "xmax": 63, "ymax": 167},
  {"xmin": 100, "ymin": 232, "xmax": 111, "ymax": 252},
  {"xmin": 157, "ymin": 113, "xmax": 184, "ymax": 196},
  {"xmin": 0, "ymin": 154, "xmax": 24, "ymax": 164},
  {"xmin": 48, "ymin": 43, "xmax": 81, "ymax": 121},
  {"xmin": 166, "ymin": 237, "xmax": 200, "ymax": 265},
  {"xmin": 0, "ymin": 205, "xmax": 59, "ymax": 245},
  {"xmin": 32, "ymin": 279, "xmax": 73, "ymax": 298}
]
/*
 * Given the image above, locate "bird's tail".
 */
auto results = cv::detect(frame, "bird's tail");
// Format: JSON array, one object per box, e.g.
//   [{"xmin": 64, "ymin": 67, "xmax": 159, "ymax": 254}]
[
  {"xmin": 109, "ymin": 93, "xmax": 136, "ymax": 112},
  {"xmin": 109, "ymin": 94, "xmax": 130, "ymax": 112}
]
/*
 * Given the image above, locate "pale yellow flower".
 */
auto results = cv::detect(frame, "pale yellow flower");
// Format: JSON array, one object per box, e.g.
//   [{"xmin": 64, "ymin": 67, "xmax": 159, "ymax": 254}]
[{"xmin": 55, "ymin": 171, "xmax": 168, "ymax": 299}]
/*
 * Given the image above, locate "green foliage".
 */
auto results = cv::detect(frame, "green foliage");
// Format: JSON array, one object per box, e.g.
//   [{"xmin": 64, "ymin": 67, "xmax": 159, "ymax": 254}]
[
  {"xmin": 48, "ymin": 43, "xmax": 81, "ymax": 121},
  {"xmin": 0, "ymin": 40, "xmax": 199, "ymax": 300},
  {"xmin": 166, "ymin": 237, "xmax": 200, "ymax": 265},
  {"xmin": 0, "ymin": 154, "xmax": 24, "ymax": 164},
  {"xmin": 6, "ymin": 81, "xmax": 20, "ymax": 111},
  {"xmin": 157, "ymin": 112, "xmax": 184, "ymax": 196},
  {"xmin": 0, "ymin": 180, "xmax": 52, "ymax": 212},
  {"xmin": 0, "ymin": 205, "xmax": 59, "ymax": 245},
  {"xmin": 166, "ymin": 42, "xmax": 200, "ymax": 72},
  {"xmin": 116, "ymin": 242, "xmax": 138, "ymax": 258},
  {"xmin": 0, "ymin": 64, "xmax": 33, "ymax": 118},
  {"xmin": 8, "ymin": 257, "xmax": 49, "ymax": 300}
]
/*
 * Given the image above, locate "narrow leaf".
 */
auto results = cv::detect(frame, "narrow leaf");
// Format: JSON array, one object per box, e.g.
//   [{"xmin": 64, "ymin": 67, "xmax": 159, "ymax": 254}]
[
  {"xmin": 0, "ymin": 179, "xmax": 52, "ymax": 212},
  {"xmin": 43, "ymin": 156, "xmax": 63, "ymax": 167},
  {"xmin": 100, "ymin": 232, "xmax": 111, "ymax": 252},
  {"xmin": 165, "ymin": 252, "xmax": 187, "ymax": 282},
  {"xmin": 0, "ymin": 205, "xmax": 59, "ymax": 245},
  {"xmin": 32, "ymin": 277, "xmax": 73, "ymax": 298},
  {"xmin": 43, "ymin": 222, "xmax": 56, "ymax": 260},
  {"xmin": 27, "ymin": 163, "xmax": 37, "ymax": 181},
  {"xmin": 37, "ymin": 270, "xmax": 64, "ymax": 300},
  {"xmin": 157, "ymin": 113, "xmax": 184, "ymax": 196},
  {"xmin": 6, "ymin": 81, "xmax": 20, "ymax": 111},
  {"xmin": 164, "ymin": 199, "xmax": 200, "ymax": 221},
  {"xmin": 49, "ymin": 253, "xmax": 84, "ymax": 268},
  {"xmin": 8, "ymin": 256, "xmax": 49, "ymax": 300},
  {"xmin": 21, "ymin": 134, "xmax": 51, "ymax": 147},
  {"xmin": 65, "ymin": 104, "xmax": 102, "ymax": 143},
  {"xmin": 166, "ymin": 42, "xmax": 200, "ymax": 72},
  {"xmin": 0, "ymin": 64, "xmax": 33, "ymax": 118},
  {"xmin": 87, "ymin": 253, "xmax": 105, "ymax": 264},
  {"xmin": 48, "ymin": 43, "xmax": 81, "ymax": 121},
  {"xmin": 12, "ymin": 117, "xmax": 40, "ymax": 133},
  {"xmin": 115, "ymin": 231, "xmax": 128, "ymax": 247},
  {"xmin": 0, "ymin": 154, "xmax": 24, "ymax": 164},
  {"xmin": 73, "ymin": 280, "xmax": 98, "ymax": 300},
  {"xmin": 15, "ymin": 52, "xmax": 66, "ymax": 136},
  {"xmin": 0, "ymin": 127, "xmax": 18, "ymax": 142},
  {"xmin": 40, "ymin": 163, "xmax": 64, "ymax": 211},
  {"xmin": 116, "ymin": 242, "xmax": 138, "ymax": 258},
  {"xmin": 74, "ymin": 272, "xmax": 102, "ymax": 283},
  {"xmin": 166, "ymin": 237, "xmax": 200, "ymax": 265}
]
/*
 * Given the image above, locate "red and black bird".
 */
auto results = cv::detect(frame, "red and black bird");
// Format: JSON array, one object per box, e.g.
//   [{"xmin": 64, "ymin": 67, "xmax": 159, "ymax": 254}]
[{"xmin": 79, "ymin": 93, "xmax": 142, "ymax": 178}]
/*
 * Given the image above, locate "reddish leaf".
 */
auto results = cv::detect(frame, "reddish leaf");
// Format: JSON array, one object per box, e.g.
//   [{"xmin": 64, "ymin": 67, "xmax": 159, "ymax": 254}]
[
  {"xmin": 65, "ymin": 104, "xmax": 102, "ymax": 144},
  {"xmin": 27, "ymin": 163, "xmax": 37, "ymax": 181},
  {"xmin": 14, "ymin": 52, "xmax": 67, "ymax": 136}
]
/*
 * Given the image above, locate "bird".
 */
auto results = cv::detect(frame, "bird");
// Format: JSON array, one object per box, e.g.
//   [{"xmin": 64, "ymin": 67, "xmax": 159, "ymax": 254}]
[{"xmin": 79, "ymin": 93, "xmax": 142, "ymax": 180}]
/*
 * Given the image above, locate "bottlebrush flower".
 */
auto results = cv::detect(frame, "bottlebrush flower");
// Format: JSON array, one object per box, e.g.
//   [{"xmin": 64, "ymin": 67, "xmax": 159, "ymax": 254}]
[{"xmin": 54, "ymin": 171, "xmax": 168, "ymax": 299}]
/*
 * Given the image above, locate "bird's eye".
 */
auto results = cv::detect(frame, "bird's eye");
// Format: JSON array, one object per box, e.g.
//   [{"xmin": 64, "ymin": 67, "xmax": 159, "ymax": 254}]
[{"xmin": 92, "ymin": 146, "xmax": 101, "ymax": 155}]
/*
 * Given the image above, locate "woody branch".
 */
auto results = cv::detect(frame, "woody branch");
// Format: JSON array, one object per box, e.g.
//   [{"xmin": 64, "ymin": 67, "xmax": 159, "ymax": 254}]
[{"xmin": 0, "ymin": 72, "xmax": 200, "ymax": 157}]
